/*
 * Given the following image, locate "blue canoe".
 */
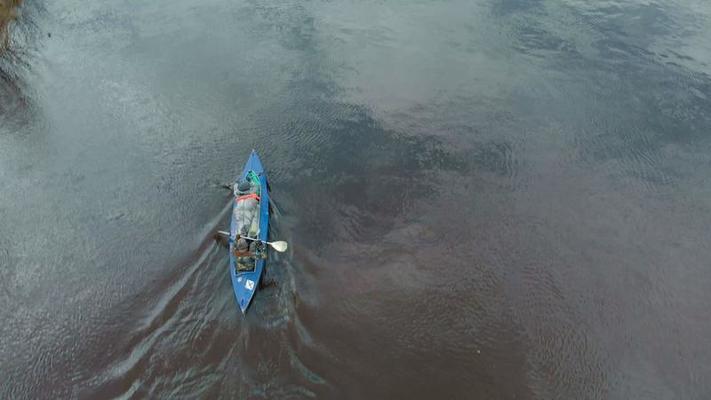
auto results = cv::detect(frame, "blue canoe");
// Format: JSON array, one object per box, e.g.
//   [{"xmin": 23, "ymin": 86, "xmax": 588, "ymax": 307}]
[{"xmin": 229, "ymin": 150, "xmax": 270, "ymax": 313}]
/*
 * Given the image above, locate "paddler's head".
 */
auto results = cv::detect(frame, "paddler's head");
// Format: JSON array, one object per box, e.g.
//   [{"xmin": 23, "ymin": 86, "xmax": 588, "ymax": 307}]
[
  {"xmin": 237, "ymin": 180, "xmax": 251, "ymax": 193},
  {"xmin": 236, "ymin": 238, "xmax": 249, "ymax": 253}
]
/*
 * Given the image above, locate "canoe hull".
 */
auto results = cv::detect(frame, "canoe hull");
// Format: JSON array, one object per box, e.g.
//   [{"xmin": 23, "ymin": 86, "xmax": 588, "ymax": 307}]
[{"xmin": 229, "ymin": 150, "xmax": 270, "ymax": 314}]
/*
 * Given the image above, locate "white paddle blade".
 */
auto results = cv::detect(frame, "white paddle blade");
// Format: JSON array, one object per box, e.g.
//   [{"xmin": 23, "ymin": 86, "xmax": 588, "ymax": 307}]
[
  {"xmin": 217, "ymin": 230, "xmax": 230, "ymax": 238},
  {"xmin": 270, "ymin": 241, "xmax": 288, "ymax": 252}
]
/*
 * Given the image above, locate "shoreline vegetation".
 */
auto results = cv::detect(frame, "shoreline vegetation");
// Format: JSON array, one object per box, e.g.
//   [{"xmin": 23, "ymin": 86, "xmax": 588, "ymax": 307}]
[{"xmin": 0, "ymin": 0, "xmax": 22, "ymax": 52}]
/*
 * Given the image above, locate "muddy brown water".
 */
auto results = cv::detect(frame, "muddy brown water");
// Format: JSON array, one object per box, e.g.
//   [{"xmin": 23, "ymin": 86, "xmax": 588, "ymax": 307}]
[{"xmin": 1, "ymin": 0, "xmax": 711, "ymax": 399}]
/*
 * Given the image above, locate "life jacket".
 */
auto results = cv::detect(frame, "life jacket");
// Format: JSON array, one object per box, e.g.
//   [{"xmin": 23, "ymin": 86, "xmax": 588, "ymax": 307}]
[{"xmin": 235, "ymin": 193, "xmax": 260, "ymax": 202}]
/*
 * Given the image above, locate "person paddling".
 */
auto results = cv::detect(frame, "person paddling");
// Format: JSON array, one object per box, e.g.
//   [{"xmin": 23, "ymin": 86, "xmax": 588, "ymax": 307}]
[
  {"xmin": 233, "ymin": 235, "xmax": 267, "ymax": 272},
  {"xmin": 233, "ymin": 236, "xmax": 264, "ymax": 257},
  {"xmin": 233, "ymin": 179, "xmax": 260, "ymax": 238}
]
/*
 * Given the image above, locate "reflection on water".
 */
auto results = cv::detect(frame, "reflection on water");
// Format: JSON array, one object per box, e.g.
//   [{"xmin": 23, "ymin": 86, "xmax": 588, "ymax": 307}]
[
  {"xmin": 0, "ymin": 1, "xmax": 23, "ymax": 47},
  {"xmin": 0, "ymin": 0, "xmax": 40, "ymax": 127},
  {"xmin": 1, "ymin": 0, "xmax": 711, "ymax": 399}
]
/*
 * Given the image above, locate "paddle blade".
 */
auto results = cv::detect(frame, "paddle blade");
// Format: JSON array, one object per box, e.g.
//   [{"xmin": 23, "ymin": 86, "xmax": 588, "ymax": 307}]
[
  {"xmin": 214, "ymin": 230, "xmax": 230, "ymax": 247},
  {"xmin": 269, "ymin": 241, "xmax": 288, "ymax": 252}
]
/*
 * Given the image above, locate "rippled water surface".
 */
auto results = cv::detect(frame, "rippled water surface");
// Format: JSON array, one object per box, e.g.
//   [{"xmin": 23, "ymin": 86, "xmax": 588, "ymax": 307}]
[{"xmin": 2, "ymin": 0, "xmax": 711, "ymax": 398}]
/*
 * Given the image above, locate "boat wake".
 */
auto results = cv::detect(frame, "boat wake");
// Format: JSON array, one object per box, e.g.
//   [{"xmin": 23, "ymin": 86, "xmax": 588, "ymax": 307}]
[{"xmin": 74, "ymin": 199, "xmax": 328, "ymax": 399}]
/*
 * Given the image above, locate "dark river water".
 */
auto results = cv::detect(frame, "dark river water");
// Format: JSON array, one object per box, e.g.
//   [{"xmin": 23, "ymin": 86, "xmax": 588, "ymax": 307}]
[{"xmin": 2, "ymin": 0, "xmax": 711, "ymax": 398}]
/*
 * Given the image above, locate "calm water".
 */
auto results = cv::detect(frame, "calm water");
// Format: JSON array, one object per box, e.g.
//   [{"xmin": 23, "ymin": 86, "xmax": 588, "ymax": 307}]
[{"xmin": 1, "ymin": 0, "xmax": 711, "ymax": 398}]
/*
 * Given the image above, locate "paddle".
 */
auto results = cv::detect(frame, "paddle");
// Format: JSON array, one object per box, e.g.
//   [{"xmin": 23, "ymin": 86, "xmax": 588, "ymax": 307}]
[{"xmin": 216, "ymin": 231, "xmax": 289, "ymax": 253}]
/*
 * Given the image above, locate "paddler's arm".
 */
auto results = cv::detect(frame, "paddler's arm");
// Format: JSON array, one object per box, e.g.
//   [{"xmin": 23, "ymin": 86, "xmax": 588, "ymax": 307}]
[{"xmin": 255, "ymin": 241, "xmax": 268, "ymax": 259}]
